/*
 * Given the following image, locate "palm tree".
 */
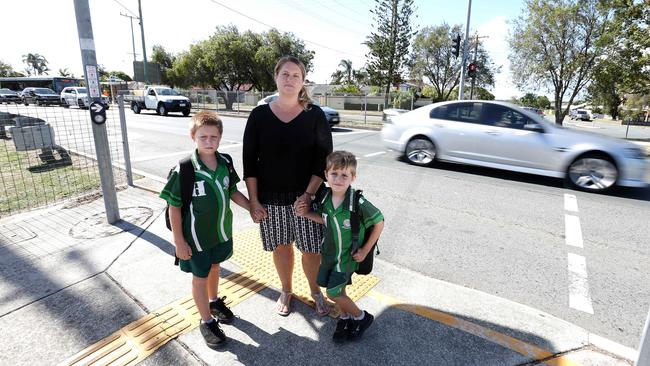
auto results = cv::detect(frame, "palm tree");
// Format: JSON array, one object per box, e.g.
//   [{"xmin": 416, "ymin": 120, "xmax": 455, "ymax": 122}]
[
  {"xmin": 22, "ymin": 53, "xmax": 50, "ymax": 75},
  {"xmin": 338, "ymin": 59, "xmax": 353, "ymax": 84}
]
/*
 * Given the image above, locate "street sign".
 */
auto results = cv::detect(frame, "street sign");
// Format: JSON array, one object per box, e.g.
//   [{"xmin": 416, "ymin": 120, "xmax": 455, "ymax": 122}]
[
  {"xmin": 85, "ymin": 65, "xmax": 100, "ymax": 98},
  {"xmin": 89, "ymin": 102, "xmax": 106, "ymax": 124}
]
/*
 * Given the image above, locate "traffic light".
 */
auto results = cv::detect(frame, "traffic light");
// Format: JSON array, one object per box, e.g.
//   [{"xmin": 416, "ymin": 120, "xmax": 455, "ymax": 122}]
[
  {"xmin": 452, "ymin": 35, "xmax": 461, "ymax": 58},
  {"xmin": 468, "ymin": 62, "xmax": 478, "ymax": 78}
]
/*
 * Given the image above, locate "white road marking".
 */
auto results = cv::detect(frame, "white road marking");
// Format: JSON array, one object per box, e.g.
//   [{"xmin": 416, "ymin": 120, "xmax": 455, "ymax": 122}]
[
  {"xmin": 564, "ymin": 194, "xmax": 578, "ymax": 212},
  {"xmin": 334, "ymin": 130, "xmax": 378, "ymax": 136},
  {"xmin": 364, "ymin": 151, "xmax": 386, "ymax": 158},
  {"xmin": 567, "ymin": 253, "xmax": 594, "ymax": 314},
  {"xmin": 564, "ymin": 214, "xmax": 584, "ymax": 248}
]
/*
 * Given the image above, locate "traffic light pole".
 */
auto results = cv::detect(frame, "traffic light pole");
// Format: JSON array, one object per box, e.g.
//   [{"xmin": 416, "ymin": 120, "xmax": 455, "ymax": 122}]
[{"xmin": 458, "ymin": 0, "xmax": 472, "ymax": 100}]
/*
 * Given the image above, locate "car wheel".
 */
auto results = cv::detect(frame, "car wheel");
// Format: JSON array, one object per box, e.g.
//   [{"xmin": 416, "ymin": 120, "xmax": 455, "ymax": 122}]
[
  {"xmin": 405, "ymin": 137, "xmax": 436, "ymax": 166},
  {"xmin": 62, "ymin": 100, "xmax": 69, "ymax": 108},
  {"xmin": 77, "ymin": 99, "xmax": 85, "ymax": 109},
  {"xmin": 182, "ymin": 109, "xmax": 190, "ymax": 116},
  {"xmin": 132, "ymin": 103, "xmax": 141, "ymax": 114},
  {"xmin": 566, "ymin": 153, "xmax": 618, "ymax": 192},
  {"xmin": 157, "ymin": 104, "xmax": 167, "ymax": 116}
]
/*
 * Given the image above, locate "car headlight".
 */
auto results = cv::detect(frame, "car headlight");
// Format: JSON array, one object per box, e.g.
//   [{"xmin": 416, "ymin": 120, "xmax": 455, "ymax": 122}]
[{"xmin": 623, "ymin": 147, "xmax": 645, "ymax": 159}]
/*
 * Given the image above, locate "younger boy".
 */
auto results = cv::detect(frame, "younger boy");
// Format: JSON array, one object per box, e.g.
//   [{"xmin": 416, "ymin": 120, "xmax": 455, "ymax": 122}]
[
  {"xmin": 160, "ymin": 111, "xmax": 250, "ymax": 348},
  {"xmin": 295, "ymin": 150, "xmax": 384, "ymax": 342}
]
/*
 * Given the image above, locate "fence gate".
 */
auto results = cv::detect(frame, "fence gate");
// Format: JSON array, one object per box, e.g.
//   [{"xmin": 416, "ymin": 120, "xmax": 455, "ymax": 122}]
[{"xmin": 0, "ymin": 100, "xmax": 130, "ymax": 218}]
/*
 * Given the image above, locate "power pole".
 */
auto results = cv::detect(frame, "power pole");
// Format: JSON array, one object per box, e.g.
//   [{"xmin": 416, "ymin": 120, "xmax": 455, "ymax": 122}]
[
  {"xmin": 458, "ymin": 0, "xmax": 472, "ymax": 100},
  {"xmin": 138, "ymin": 0, "xmax": 148, "ymax": 84},
  {"xmin": 119, "ymin": 12, "xmax": 138, "ymax": 62},
  {"xmin": 73, "ymin": 0, "xmax": 120, "ymax": 223}
]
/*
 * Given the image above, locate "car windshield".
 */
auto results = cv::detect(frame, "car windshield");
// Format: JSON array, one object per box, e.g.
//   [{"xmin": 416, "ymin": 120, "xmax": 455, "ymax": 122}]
[
  {"xmin": 0, "ymin": 89, "xmax": 14, "ymax": 94},
  {"xmin": 156, "ymin": 88, "xmax": 179, "ymax": 96},
  {"xmin": 34, "ymin": 88, "xmax": 56, "ymax": 94},
  {"xmin": 76, "ymin": 88, "xmax": 87, "ymax": 94}
]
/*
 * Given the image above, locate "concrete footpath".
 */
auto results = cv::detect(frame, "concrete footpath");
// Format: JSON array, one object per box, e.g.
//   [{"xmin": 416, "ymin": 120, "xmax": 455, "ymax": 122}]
[{"xmin": 0, "ymin": 183, "xmax": 639, "ymax": 366}]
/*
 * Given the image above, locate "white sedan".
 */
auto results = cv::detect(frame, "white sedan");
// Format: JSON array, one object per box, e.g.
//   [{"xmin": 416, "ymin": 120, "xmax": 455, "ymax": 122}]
[{"xmin": 381, "ymin": 100, "xmax": 649, "ymax": 192}]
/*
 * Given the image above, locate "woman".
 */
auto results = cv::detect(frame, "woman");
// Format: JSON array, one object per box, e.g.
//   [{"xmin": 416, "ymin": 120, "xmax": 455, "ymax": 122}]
[{"xmin": 243, "ymin": 56, "xmax": 333, "ymax": 316}]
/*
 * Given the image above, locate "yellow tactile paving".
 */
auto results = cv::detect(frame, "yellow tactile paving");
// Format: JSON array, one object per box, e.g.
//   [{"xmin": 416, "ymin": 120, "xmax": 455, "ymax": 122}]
[
  {"xmin": 367, "ymin": 290, "xmax": 584, "ymax": 366},
  {"xmin": 58, "ymin": 228, "xmax": 379, "ymax": 366}
]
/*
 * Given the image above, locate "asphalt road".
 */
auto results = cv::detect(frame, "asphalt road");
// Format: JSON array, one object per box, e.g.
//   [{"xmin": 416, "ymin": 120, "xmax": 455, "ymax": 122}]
[{"xmin": 4, "ymin": 104, "xmax": 650, "ymax": 350}]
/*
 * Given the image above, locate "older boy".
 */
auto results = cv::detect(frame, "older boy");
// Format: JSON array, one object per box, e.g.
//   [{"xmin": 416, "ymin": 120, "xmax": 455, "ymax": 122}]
[
  {"xmin": 160, "ymin": 111, "xmax": 250, "ymax": 348},
  {"xmin": 295, "ymin": 150, "xmax": 384, "ymax": 342}
]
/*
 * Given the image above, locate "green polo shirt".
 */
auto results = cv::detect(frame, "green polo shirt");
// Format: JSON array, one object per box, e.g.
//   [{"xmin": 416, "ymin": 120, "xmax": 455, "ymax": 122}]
[
  {"xmin": 317, "ymin": 187, "xmax": 384, "ymax": 272},
  {"xmin": 160, "ymin": 150, "xmax": 240, "ymax": 252}
]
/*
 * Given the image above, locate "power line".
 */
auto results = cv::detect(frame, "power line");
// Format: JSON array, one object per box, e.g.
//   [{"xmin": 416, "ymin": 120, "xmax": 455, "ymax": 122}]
[
  {"xmin": 206, "ymin": 0, "xmax": 365, "ymax": 58},
  {"xmin": 112, "ymin": 0, "xmax": 138, "ymax": 17}
]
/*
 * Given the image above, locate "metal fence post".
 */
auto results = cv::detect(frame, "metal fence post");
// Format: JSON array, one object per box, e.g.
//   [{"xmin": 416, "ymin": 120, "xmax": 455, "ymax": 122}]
[
  {"xmin": 364, "ymin": 92, "xmax": 367, "ymax": 124},
  {"xmin": 411, "ymin": 94, "xmax": 414, "ymax": 110},
  {"xmin": 236, "ymin": 90, "xmax": 240, "ymax": 114},
  {"xmin": 117, "ymin": 96, "xmax": 133, "ymax": 186},
  {"xmin": 74, "ymin": 0, "xmax": 120, "ymax": 223}
]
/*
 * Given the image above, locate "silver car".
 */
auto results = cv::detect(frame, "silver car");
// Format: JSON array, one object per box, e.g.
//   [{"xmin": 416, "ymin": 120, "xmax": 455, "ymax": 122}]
[{"xmin": 381, "ymin": 100, "xmax": 649, "ymax": 192}]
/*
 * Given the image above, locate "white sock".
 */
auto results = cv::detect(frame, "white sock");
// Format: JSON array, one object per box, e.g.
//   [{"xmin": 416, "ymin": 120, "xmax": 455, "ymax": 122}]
[
  {"xmin": 354, "ymin": 311, "xmax": 365, "ymax": 321},
  {"xmin": 340, "ymin": 314, "xmax": 350, "ymax": 320},
  {"xmin": 202, "ymin": 317, "xmax": 215, "ymax": 324},
  {"xmin": 209, "ymin": 298, "xmax": 219, "ymax": 303}
]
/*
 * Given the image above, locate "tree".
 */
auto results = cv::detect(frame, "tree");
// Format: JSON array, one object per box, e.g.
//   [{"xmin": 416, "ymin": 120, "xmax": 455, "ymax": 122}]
[
  {"xmin": 58, "ymin": 68, "xmax": 74, "ymax": 78},
  {"xmin": 588, "ymin": 1, "xmax": 649, "ymax": 120},
  {"xmin": 365, "ymin": 0, "xmax": 416, "ymax": 108},
  {"xmin": 22, "ymin": 53, "xmax": 50, "ymax": 75},
  {"xmin": 252, "ymin": 28, "xmax": 314, "ymax": 92},
  {"xmin": 0, "ymin": 60, "xmax": 23, "ymax": 77},
  {"xmin": 339, "ymin": 59, "xmax": 353, "ymax": 84},
  {"xmin": 410, "ymin": 24, "xmax": 498, "ymax": 102},
  {"xmin": 509, "ymin": 0, "xmax": 612, "ymax": 125},
  {"xmin": 151, "ymin": 44, "xmax": 176, "ymax": 87}
]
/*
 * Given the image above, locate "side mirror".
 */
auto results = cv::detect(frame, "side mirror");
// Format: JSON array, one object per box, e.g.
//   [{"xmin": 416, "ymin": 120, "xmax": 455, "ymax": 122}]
[{"xmin": 524, "ymin": 124, "xmax": 544, "ymax": 133}]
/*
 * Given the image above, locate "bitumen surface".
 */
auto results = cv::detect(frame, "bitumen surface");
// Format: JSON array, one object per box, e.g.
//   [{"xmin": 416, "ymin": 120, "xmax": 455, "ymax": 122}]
[{"xmin": 0, "ymin": 179, "xmax": 641, "ymax": 366}]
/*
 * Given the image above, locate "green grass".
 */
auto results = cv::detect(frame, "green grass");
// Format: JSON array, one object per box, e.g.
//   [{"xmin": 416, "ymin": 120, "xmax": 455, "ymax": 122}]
[{"xmin": 1, "ymin": 140, "xmax": 102, "ymax": 217}]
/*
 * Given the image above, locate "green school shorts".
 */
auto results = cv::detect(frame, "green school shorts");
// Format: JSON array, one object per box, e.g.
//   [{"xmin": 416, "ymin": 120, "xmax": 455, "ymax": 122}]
[
  {"xmin": 179, "ymin": 239, "xmax": 233, "ymax": 278},
  {"xmin": 317, "ymin": 266, "xmax": 353, "ymax": 298}
]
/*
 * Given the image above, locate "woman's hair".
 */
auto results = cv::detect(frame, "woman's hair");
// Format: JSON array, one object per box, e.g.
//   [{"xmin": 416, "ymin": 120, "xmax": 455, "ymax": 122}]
[
  {"xmin": 274, "ymin": 55, "xmax": 311, "ymax": 109},
  {"xmin": 325, "ymin": 151, "xmax": 357, "ymax": 176},
  {"xmin": 189, "ymin": 110, "xmax": 223, "ymax": 135}
]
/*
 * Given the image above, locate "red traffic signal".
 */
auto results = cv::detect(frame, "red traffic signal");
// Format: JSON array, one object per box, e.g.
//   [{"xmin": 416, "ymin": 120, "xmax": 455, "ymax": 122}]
[{"xmin": 468, "ymin": 63, "xmax": 478, "ymax": 77}]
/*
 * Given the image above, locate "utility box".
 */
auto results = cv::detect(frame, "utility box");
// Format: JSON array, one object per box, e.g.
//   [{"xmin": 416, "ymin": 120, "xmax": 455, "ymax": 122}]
[{"xmin": 10, "ymin": 124, "xmax": 55, "ymax": 151}]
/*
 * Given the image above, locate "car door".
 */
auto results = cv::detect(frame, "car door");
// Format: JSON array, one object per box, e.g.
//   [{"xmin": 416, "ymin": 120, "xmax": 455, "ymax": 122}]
[
  {"xmin": 430, "ymin": 102, "xmax": 495, "ymax": 162},
  {"xmin": 478, "ymin": 103, "xmax": 557, "ymax": 170},
  {"xmin": 67, "ymin": 89, "xmax": 77, "ymax": 106},
  {"xmin": 145, "ymin": 88, "xmax": 157, "ymax": 109}
]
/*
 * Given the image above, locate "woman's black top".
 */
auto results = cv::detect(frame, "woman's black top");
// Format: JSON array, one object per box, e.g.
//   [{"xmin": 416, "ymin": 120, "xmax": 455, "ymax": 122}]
[{"xmin": 243, "ymin": 103, "xmax": 333, "ymax": 205}]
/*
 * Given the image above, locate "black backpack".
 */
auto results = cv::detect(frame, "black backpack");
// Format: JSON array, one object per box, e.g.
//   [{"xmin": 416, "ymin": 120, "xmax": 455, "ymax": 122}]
[{"xmin": 349, "ymin": 189, "xmax": 380, "ymax": 275}]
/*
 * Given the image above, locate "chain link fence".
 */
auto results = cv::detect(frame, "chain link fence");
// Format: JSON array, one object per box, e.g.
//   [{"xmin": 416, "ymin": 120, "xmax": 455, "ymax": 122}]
[{"xmin": 0, "ymin": 101, "xmax": 129, "ymax": 218}]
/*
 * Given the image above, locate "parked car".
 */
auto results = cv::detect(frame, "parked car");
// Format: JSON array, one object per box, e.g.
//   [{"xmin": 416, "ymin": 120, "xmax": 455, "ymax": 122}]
[
  {"xmin": 257, "ymin": 93, "xmax": 340, "ymax": 127},
  {"xmin": 21, "ymin": 87, "xmax": 61, "ymax": 106},
  {"xmin": 0, "ymin": 88, "xmax": 21, "ymax": 104},
  {"xmin": 60, "ymin": 86, "xmax": 110, "ymax": 109},
  {"xmin": 570, "ymin": 109, "xmax": 591, "ymax": 121},
  {"xmin": 124, "ymin": 86, "xmax": 191, "ymax": 116},
  {"xmin": 381, "ymin": 100, "xmax": 648, "ymax": 192}
]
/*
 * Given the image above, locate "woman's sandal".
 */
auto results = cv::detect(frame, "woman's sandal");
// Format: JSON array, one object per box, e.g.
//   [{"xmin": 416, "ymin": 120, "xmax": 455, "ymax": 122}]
[
  {"xmin": 311, "ymin": 292, "xmax": 331, "ymax": 316},
  {"xmin": 276, "ymin": 291, "xmax": 292, "ymax": 316}
]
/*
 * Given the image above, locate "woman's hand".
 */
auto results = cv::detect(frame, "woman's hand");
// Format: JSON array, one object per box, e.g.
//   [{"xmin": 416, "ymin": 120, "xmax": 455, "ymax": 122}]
[{"xmin": 175, "ymin": 240, "xmax": 193, "ymax": 260}]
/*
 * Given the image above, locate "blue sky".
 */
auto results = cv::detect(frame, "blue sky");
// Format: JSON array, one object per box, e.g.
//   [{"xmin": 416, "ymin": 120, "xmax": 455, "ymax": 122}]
[{"xmin": 2, "ymin": 0, "xmax": 527, "ymax": 99}]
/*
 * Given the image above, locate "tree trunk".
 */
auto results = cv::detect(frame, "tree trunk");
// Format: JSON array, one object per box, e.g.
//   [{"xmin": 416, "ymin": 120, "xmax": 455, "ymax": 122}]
[
  {"xmin": 554, "ymin": 94, "xmax": 563, "ymax": 125},
  {"xmin": 384, "ymin": 83, "xmax": 390, "ymax": 110}
]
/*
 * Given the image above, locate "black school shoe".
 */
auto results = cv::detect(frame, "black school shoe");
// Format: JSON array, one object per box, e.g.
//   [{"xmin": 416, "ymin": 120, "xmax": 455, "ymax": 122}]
[
  {"xmin": 210, "ymin": 296, "xmax": 234, "ymax": 324},
  {"xmin": 347, "ymin": 311, "xmax": 374, "ymax": 340},
  {"xmin": 332, "ymin": 318, "xmax": 353, "ymax": 343},
  {"xmin": 199, "ymin": 319, "xmax": 227, "ymax": 348}
]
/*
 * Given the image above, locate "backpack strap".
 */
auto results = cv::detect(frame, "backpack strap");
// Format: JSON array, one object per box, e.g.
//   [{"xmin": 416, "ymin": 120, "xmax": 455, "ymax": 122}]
[
  {"xmin": 350, "ymin": 188, "xmax": 363, "ymax": 254},
  {"xmin": 174, "ymin": 156, "xmax": 194, "ymax": 266},
  {"xmin": 178, "ymin": 156, "xmax": 194, "ymax": 214}
]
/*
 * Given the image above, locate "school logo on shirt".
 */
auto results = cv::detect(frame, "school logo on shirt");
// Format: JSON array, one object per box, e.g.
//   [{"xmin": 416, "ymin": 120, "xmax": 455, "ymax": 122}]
[
  {"xmin": 222, "ymin": 176, "xmax": 230, "ymax": 189},
  {"xmin": 342, "ymin": 219, "xmax": 351, "ymax": 229},
  {"xmin": 193, "ymin": 181, "xmax": 207, "ymax": 197}
]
